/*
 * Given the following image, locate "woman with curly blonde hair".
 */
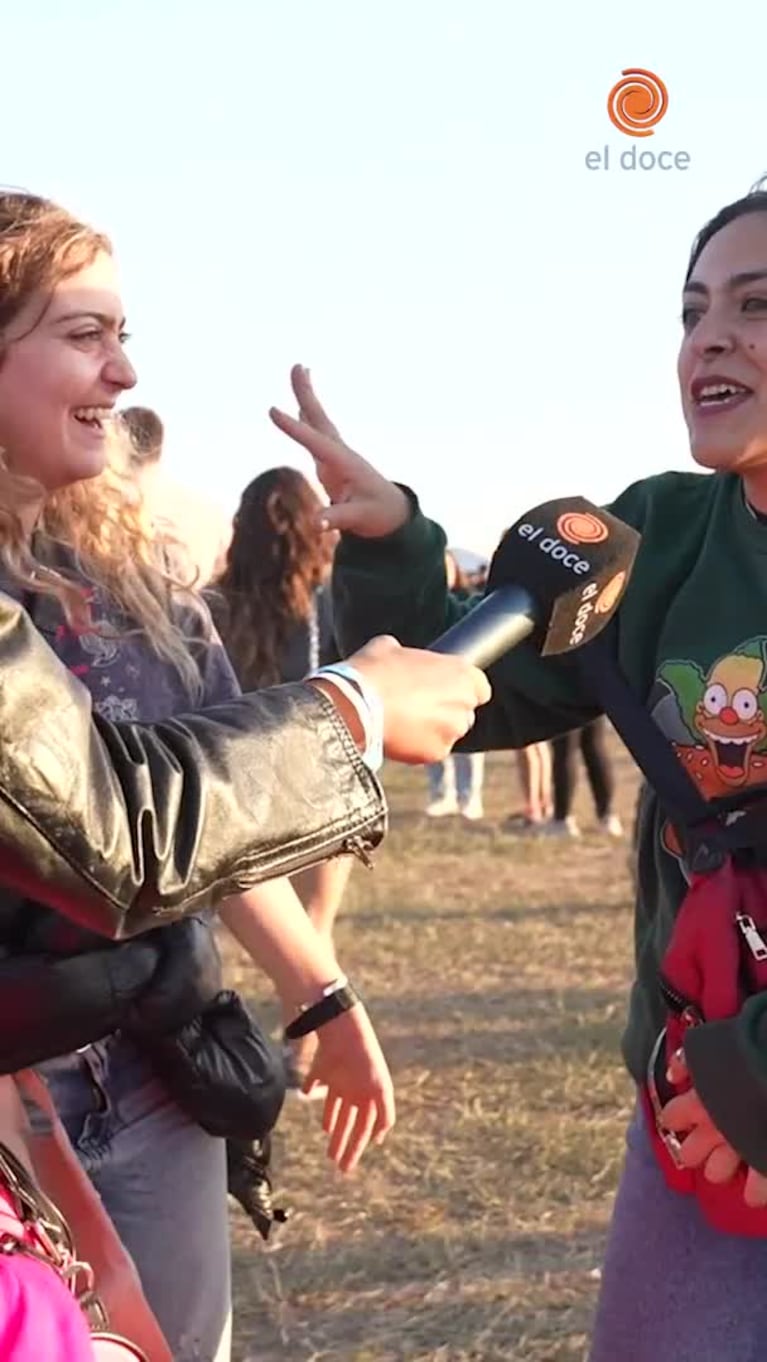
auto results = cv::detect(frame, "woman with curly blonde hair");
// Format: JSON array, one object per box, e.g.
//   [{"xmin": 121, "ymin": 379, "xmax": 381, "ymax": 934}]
[{"xmin": 0, "ymin": 191, "xmax": 397, "ymax": 1362}]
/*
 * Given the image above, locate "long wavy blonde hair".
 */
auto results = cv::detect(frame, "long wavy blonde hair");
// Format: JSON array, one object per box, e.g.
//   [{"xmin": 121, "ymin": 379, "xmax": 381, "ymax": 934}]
[{"xmin": 0, "ymin": 191, "xmax": 202, "ymax": 698}]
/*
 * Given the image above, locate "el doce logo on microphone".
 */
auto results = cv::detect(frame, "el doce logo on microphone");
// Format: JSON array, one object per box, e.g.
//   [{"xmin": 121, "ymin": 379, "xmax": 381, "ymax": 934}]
[
  {"xmin": 569, "ymin": 569, "xmax": 627, "ymax": 646},
  {"xmin": 556, "ymin": 512, "xmax": 608, "ymax": 546},
  {"xmin": 517, "ymin": 512, "xmax": 609, "ymax": 575},
  {"xmin": 595, "ymin": 571, "xmax": 627, "ymax": 614},
  {"xmin": 585, "ymin": 68, "xmax": 691, "ymax": 174}
]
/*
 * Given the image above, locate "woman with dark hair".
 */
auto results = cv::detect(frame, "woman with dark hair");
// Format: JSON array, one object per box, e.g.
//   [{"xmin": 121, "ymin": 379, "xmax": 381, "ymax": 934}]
[
  {"xmin": 209, "ymin": 467, "xmax": 352, "ymax": 1085},
  {"xmin": 210, "ymin": 466, "xmax": 337, "ymax": 685},
  {"xmin": 271, "ymin": 179, "xmax": 767, "ymax": 1359}
]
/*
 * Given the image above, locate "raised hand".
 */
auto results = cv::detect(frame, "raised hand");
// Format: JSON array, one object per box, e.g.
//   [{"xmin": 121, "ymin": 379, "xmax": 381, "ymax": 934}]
[{"xmin": 269, "ymin": 365, "xmax": 411, "ymax": 538}]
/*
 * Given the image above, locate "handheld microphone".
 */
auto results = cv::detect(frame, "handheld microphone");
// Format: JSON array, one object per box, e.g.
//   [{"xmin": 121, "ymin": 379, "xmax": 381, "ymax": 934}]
[{"xmin": 430, "ymin": 497, "xmax": 640, "ymax": 669}]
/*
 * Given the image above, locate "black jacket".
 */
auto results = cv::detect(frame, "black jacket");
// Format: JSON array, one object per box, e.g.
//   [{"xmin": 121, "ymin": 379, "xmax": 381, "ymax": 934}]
[{"xmin": 0, "ymin": 590, "xmax": 386, "ymax": 1076}]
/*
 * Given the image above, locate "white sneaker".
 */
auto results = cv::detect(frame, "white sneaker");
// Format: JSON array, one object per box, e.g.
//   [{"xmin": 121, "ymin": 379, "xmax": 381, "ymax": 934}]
[
  {"xmin": 425, "ymin": 795, "xmax": 459, "ymax": 817},
  {"xmin": 541, "ymin": 816, "xmax": 581, "ymax": 838},
  {"xmin": 460, "ymin": 797, "xmax": 484, "ymax": 821},
  {"xmin": 600, "ymin": 814, "xmax": 624, "ymax": 838}
]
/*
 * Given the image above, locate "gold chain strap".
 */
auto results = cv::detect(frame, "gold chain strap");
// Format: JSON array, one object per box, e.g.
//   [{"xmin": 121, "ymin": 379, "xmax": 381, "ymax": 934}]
[{"xmin": 0, "ymin": 1140, "xmax": 109, "ymax": 1330}]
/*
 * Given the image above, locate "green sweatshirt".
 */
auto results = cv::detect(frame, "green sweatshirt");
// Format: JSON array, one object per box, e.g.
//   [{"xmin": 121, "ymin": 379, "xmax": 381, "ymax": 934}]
[{"xmin": 332, "ymin": 469, "xmax": 767, "ymax": 1172}]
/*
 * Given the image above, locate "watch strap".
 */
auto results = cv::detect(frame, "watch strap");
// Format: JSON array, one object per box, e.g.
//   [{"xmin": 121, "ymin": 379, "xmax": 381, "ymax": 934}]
[{"xmin": 284, "ymin": 982, "xmax": 361, "ymax": 1040}]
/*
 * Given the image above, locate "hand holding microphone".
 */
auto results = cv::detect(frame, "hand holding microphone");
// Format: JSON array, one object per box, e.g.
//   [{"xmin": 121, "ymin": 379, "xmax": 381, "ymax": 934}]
[
  {"xmin": 312, "ymin": 499, "xmax": 639, "ymax": 769},
  {"xmin": 429, "ymin": 497, "xmax": 640, "ymax": 667},
  {"xmin": 313, "ymin": 636, "xmax": 492, "ymax": 766}
]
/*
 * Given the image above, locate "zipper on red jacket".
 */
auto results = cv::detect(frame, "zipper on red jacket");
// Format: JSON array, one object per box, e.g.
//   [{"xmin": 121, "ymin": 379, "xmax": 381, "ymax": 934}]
[
  {"xmin": 735, "ymin": 913, "xmax": 767, "ymax": 961},
  {"xmin": 658, "ymin": 974, "xmax": 703, "ymax": 1026}
]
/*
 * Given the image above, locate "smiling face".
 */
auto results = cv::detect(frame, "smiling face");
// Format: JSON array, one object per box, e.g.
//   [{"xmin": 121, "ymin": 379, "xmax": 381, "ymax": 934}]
[
  {"xmin": 0, "ymin": 251, "xmax": 136, "ymax": 492},
  {"xmin": 693, "ymin": 654, "xmax": 767, "ymax": 786},
  {"xmin": 678, "ymin": 211, "xmax": 767, "ymax": 474}
]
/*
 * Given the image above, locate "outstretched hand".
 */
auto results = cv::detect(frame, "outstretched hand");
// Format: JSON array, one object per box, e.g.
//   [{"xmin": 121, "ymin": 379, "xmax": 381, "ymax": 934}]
[
  {"xmin": 269, "ymin": 365, "xmax": 411, "ymax": 538},
  {"xmin": 302, "ymin": 1002, "xmax": 396, "ymax": 1175}
]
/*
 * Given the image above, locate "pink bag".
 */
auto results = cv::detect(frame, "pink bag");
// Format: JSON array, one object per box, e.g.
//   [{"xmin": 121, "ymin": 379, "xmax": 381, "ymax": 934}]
[
  {"xmin": 0, "ymin": 1169, "xmax": 148, "ymax": 1360},
  {"xmin": 0, "ymin": 1184, "xmax": 95, "ymax": 1359},
  {"xmin": 0, "ymin": 1073, "xmax": 170, "ymax": 1361}
]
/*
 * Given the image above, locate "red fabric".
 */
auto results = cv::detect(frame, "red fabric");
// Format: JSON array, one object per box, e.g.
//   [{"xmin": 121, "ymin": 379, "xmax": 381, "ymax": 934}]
[
  {"xmin": 663, "ymin": 861, "xmax": 767, "ymax": 1021},
  {"xmin": 644, "ymin": 860, "xmax": 767, "ymax": 1234}
]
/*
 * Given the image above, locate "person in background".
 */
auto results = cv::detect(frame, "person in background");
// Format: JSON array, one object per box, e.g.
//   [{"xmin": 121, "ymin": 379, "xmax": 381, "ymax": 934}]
[
  {"xmin": 425, "ymin": 550, "xmax": 485, "ymax": 820},
  {"xmin": 119, "ymin": 403, "xmax": 164, "ymax": 469},
  {"xmin": 503, "ymin": 742, "xmax": 553, "ymax": 831},
  {"xmin": 424, "ymin": 751, "xmax": 484, "ymax": 820},
  {"xmin": 120, "ymin": 404, "xmax": 232, "ymax": 584},
  {"xmin": 119, "ymin": 404, "xmax": 173, "ymax": 556},
  {"xmin": 208, "ymin": 467, "xmax": 354, "ymax": 1085},
  {"xmin": 471, "ymin": 560, "xmax": 489, "ymax": 591},
  {"xmin": 545, "ymin": 718, "xmax": 624, "ymax": 837}
]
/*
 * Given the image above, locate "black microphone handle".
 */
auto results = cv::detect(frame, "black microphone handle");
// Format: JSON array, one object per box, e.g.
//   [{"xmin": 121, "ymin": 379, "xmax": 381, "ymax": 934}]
[{"xmin": 429, "ymin": 584, "xmax": 538, "ymax": 670}]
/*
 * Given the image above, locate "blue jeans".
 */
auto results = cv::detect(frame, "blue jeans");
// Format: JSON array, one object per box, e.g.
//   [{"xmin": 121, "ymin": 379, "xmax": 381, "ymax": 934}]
[
  {"xmin": 427, "ymin": 754, "xmax": 484, "ymax": 804},
  {"xmin": 35, "ymin": 1035, "xmax": 231, "ymax": 1362}
]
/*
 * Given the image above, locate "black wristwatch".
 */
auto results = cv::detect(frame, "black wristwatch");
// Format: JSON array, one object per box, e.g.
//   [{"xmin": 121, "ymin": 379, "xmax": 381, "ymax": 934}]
[{"xmin": 284, "ymin": 978, "xmax": 361, "ymax": 1040}]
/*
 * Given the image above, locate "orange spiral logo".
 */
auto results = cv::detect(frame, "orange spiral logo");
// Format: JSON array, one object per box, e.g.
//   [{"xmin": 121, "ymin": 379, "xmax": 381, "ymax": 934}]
[
  {"xmin": 556, "ymin": 512, "xmax": 609, "ymax": 546},
  {"xmin": 607, "ymin": 68, "xmax": 668, "ymax": 138},
  {"xmin": 595, "ymin": 571, "xmax": 627, "ymax": 614}
]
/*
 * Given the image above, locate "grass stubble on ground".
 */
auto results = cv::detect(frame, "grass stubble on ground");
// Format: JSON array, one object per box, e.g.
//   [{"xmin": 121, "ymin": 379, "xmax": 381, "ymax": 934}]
[{"xmin": 223, "ymin": 736, "xmax": 640, "ymax": 1362}]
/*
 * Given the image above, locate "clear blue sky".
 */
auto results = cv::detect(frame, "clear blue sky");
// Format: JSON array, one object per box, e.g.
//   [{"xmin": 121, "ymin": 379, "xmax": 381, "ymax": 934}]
[{"xmin": 6, "ymin": 0, "xmax": 766, "ymax": 553}]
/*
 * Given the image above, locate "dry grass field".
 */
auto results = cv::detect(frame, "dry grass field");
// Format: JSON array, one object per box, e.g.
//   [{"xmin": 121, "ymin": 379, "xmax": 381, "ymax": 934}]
[{"xmin": 222, "ymin": 734, "xmax": 642, "ymax": 1362}]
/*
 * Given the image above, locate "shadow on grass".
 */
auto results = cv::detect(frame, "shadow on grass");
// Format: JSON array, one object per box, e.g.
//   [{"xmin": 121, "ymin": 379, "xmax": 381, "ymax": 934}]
[
  {"xmin": 381, "ymin": 1016, "xmax": 623, "ymax": 1074},
  {"xmin": 350, "ymin": 899, "xmax": 629, "ymax": 927},
  {"xmin": 230, "ymin": 1221, "xmax": 604, "ymax": 1361},
  {"xmin": 367, "ymin": 982, "xmax": 622, "ymax": 1023},
  {"xmin": 235, "ymin": 977, "xmax": 628, "ymax": 1078}
]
